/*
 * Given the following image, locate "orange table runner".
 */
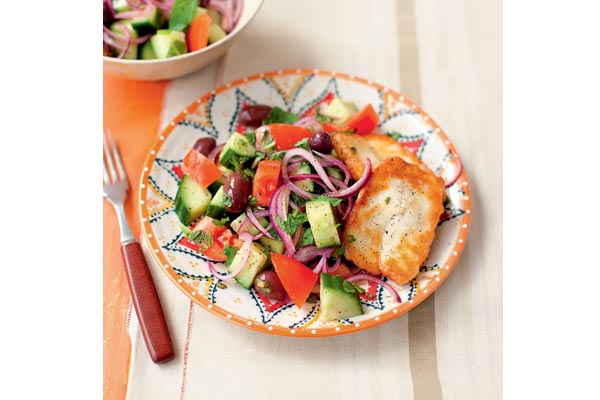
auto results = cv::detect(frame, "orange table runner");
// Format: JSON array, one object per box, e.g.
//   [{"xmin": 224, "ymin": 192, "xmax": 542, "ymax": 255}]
[{"xmin": 103, "ymin": 73, "xmax": 170, "ymax": 400}]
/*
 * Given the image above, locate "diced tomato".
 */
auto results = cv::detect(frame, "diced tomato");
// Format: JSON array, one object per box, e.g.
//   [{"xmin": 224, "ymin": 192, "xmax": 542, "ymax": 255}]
[
  {"xmin": 187, "ymin": 13, "xmax": 212, "ymax": 52},
  {"xmin": 322, "ymin": 121, "xmax": 342, "ymax": 134},
  {"xmin": 271, "ymin": 254, "xmax": 318, "ymax": 309},
  {"xmin": 264, "ymin": 124, "xmax": 312, "ymax": 150},
  {"xmin": 342, "ymin": 104, "xmax": 379, "ymax": 135},
  {"xmin": 252, "ymin": 160, "xmax": 282, "ymax": 207},
  {"xmin": 184, "ymin": 217, "xmax": 241, "ymax": 261},
  {"xmin": 181, "ymin": 149, "xmax": 222, "ymax": 188}
]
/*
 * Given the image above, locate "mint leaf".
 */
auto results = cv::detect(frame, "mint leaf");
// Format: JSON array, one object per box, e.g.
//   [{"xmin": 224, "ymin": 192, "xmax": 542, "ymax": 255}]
[
  {"xmin": 263, "ymin": 107, "xmax": 299, "ymax": 125},
  {"xmin": 343, "ymin": 280, "xmax": 366, "ymax": 294},
  {"xmin": 290, "ymin": 192, "xmax": 308, "ymax": 207},
  {"xmin": 269, "ymin": 151, "xmax": 286, "ymax": 161},
  {"xmin": 223, "ymin": 245, "xmax": 238, "ymax": 266},
  {"xmin": 184, "ymin": 229, "xmax": 214, "ymax": 250},
  {"xmin": 294, "ymin": 137, "xmax": 311, "ymax": 150},
  {"xmin": 245, "ymin": 132, "xmax": 256, "ymax": 146},
  {"xmin": 212, "ymin": 216, "xmax": 230, "ymax": 227},
  {"xmin": 298, "ymin": 228, "xmax": 315, "ymax": 247},
  {"xmin": 261, "ymin": 130, "xmax": 276, "ymax": 153},
  {"xmin": 315, "ymin": 106, "xmax": 334, "ymax": 123},
  {"xmin": 169, "ymin": 0, "xmax": 200, "ymax": 31},
  {"xmin": 274, "ymin": 211, "xmax": 308, "ymax": 236},
  {"xmin": 387, "ymin": 131, "xmax": 402, "ymax": 140},
  {"xmin": 312, "ymin": 195, "xmax": 343, "ymax": 207},
  {"xmin": 332, "ymin": 244, "xmax": 345, "ymax": 258}
]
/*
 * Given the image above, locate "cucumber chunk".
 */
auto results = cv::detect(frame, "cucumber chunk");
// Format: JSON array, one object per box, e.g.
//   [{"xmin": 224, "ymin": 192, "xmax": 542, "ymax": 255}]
[
  {"xmin": 174, "ymin": 174, "xmax": 212, "ymax": 225},
  {"xmin": 320, "ymin": 273, "xmax": 364, "ymax": 321},
  {"xmin": 205, "ymin": 186, "xmax": 228, "ymax": 218},
  {"xmin": 323, "ymin": 98, "xmax": 358, "ymax": 124},
  {"xmin": 150, "ymin": 29, "xmax": 187, "ymax": 59},
  {"xmin": 139, "ymin": 41, "xmax": 156, "ymax": 60},
  {"xmin": 109, "ymin": 21, "xmax": 139, "ymax": 59},
  {"xmin": 130, "ymin": 5, "xmax": 162, "ymax": 34},
  {"xmin": 227, "ymin": 243, "xmax": 270, "ymax": 289},
  {"xmin": 218, "ymin": 133, "xmax": 256, "ymax": 170},
  {"xmin": 230, "ymin": 214, "xmax": 284, "ymax": 254},
  {"xmin": 306, "ymin": 200, "xmax": 341, "ymax": 248}
]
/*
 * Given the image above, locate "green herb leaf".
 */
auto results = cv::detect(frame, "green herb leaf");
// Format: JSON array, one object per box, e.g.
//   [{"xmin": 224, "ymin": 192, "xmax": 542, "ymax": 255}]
[
  {"xmin": 223, "ymin": 245, "xmax": 238, "ymax": 266},
  {"xmin": 350, "ymin": 146, "xmax": 358, "ymax": 154},
  {"xmin": 248, "ymin": 196, "xmax": 257, "ymax": 207},
  {"xmin": 348, "ymin": 234, "xmax": 356, "ymax": 243},
  {"xmin": 242, "ymin": 168, "xmax": 255, "ymax": 179},
  {"xmin": 245, "ymin": 132, "xmax": 256, "ymax": 146},
  {"xmin": 269, "ymin": 151, "xmax": 286, "ymax": 161},
  {"xmin": 168, "ymin": 0, "xmax": 200, "ymax": 31},
  {"xmin": 312, "ymin": 195, "xmax": 343, "ymax": 207},
  {"xmin": 386, "ymin": 131, "xmax": 403, "ymax": 140},
  {"xmin": 290, "ymin": 192, "xmax": 308, "ymax": 207},
  {"xmin": 263, "ymin": 106, "xmax": 299, "ymax": 125},
  {"xmin": 268, "ymin": 227, "xmax": 281, "ymax": 240},
  {"xmin": 184, "ymin": 229, "xmax": 214, "ymax": 250},
  {"xmin": 385, "ymin": 196, "xmax": 391, "ymax": 204},
  {"xmin": 274, "ymin": 211, "xmax": 308, "ymax": 236},
  {"xmin": 229, "ymin": 154, "xmax": 249, "ymax": 171},
  {"xmin": 294, "ymin": 137, "xmax": 311, "ymax": 150},
  {"xmin": 255, "ymin": 277, "xmax": 271, "ymax": 293},
  {"xmin": 261, "ymin": 130, "xmax": 276, "ymax": 153},
  {"xmin": 298, "ymin": 228, "xmax": 315, "ymax": 247},
  {"xmin": 342, "ymin": 280, "xmax": 357, "ymax": 294},
  {"xmin": 332, "ymin": 244, "xmax": 345, "ymax": 258},
  {"xmin": 342, "ymin": 280, "xmax": 366, "ymax": 295},
  {"xmin": 223, "ymin": 195, "xmax": 233, "ymax": 208},
  {"xmin": 212, "ymin": 216, "xmax": 230, "ymax": 227},
  {"xmin": 315, "ymin": 106, "xmax": 334, "ymax": 123}
]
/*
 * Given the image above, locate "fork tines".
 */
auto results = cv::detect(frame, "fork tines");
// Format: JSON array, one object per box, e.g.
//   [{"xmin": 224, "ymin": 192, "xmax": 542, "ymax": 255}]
[{"xmin": 103, "ymin": 129, "xmax": 129, "ymax": 188}]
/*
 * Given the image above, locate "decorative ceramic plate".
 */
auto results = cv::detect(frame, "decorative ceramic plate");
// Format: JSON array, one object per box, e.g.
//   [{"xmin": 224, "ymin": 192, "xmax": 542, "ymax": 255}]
[{"xmin": 139, "ymin": 69, "xmax": 471, "ymax": 337}]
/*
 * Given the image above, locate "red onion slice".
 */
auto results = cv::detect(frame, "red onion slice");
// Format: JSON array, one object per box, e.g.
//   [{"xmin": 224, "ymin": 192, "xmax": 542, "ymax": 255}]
[
  {"xmin": 312, "ymin": 255, "xmax": 328, "ymax": 274},
  {"xmin": 232, "ymin": 0, "xmax": 244, "ymax": 26},
  {"xmin": 246, "ymin": 208, "xmax": 275, "ymax": 240},
  {"xmin": 346, "ymin": 273, "xmax": 401, "ymax": 303},
  {"xmin": 313, "ymin": 151, "xmax": 351, "ymax": 184},
  {"xmin": 268, "ymin": 185, "xmax": 296, "ymax": 256},
  {"xmin": 282, "ymin": 148, "xmax": 337, "ymax": 192},
  {"xmin": 208, "ymin": 0, "xmax": 234, "ymax": 33},
  {"xmin": 327, "ymin": 158, "xmax": 372, "ymax": 198},
  {"xmin": 207, "ymin": 232, "xmax": 253, "ymax": 280},
  {"xmin": 294, "ymin": 115, "xmax": 323, "ymax": 131},
  {"xmin": 208, "ymin": 143, "xmax": 225, "ymax": 164}
]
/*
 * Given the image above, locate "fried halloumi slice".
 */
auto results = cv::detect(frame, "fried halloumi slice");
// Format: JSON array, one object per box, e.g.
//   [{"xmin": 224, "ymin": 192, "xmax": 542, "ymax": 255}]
[
  {"xmin": 331, "ymin": 133, "xmax": 383, "ymax": 180},
  {"xmin": 342, "ymin": 157, "xmax": 445, "ymax": 285},
  {"xmin": 362, "ymin": 134, "xmax": 426, "ymax": 169},
  {"xmin": 331, "ymin": 133, "xmax": 427, "ymax": 180}
]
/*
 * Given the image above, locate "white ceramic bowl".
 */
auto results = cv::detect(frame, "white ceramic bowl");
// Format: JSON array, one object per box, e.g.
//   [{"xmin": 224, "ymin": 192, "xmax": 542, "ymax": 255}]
[{"xmin": 103, "ymin": 0, "xmax": 263, "ymax": 81}]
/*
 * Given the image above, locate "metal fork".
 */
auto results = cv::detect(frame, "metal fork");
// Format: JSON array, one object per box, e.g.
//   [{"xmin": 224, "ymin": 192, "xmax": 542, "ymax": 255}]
[{"xmin": 103, "ymin": 130, "xmax": 174, "ymax": 364}]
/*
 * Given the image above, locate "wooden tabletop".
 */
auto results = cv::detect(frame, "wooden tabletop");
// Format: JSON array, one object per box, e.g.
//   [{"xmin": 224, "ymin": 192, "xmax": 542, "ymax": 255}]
[{"xmin": 104, "ymin": 0, "xmax": 501, "ymax": 398}]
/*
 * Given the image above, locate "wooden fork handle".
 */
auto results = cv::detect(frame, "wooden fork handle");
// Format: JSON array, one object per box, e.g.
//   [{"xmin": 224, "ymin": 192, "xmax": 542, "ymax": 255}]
[{"xmin": 121, "ymin": 241, "xmax": 175, "ymax": 364}]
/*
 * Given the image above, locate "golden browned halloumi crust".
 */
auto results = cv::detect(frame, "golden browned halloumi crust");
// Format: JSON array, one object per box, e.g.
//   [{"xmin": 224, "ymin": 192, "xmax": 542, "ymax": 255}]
[
  {"xmin": 331, "ymin": 133, "xmax": 383, "ymax": 181},
  {"xmin": 362, "ymin": 134, "xmax": 427, "ymax": 169},
  {"xmin": 342, "ymin": 157, "xmax": 445, "ymax": 285},
  {"xmin": 331, "ymin": 133, "xmax": 428, "ymax": 181}
]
